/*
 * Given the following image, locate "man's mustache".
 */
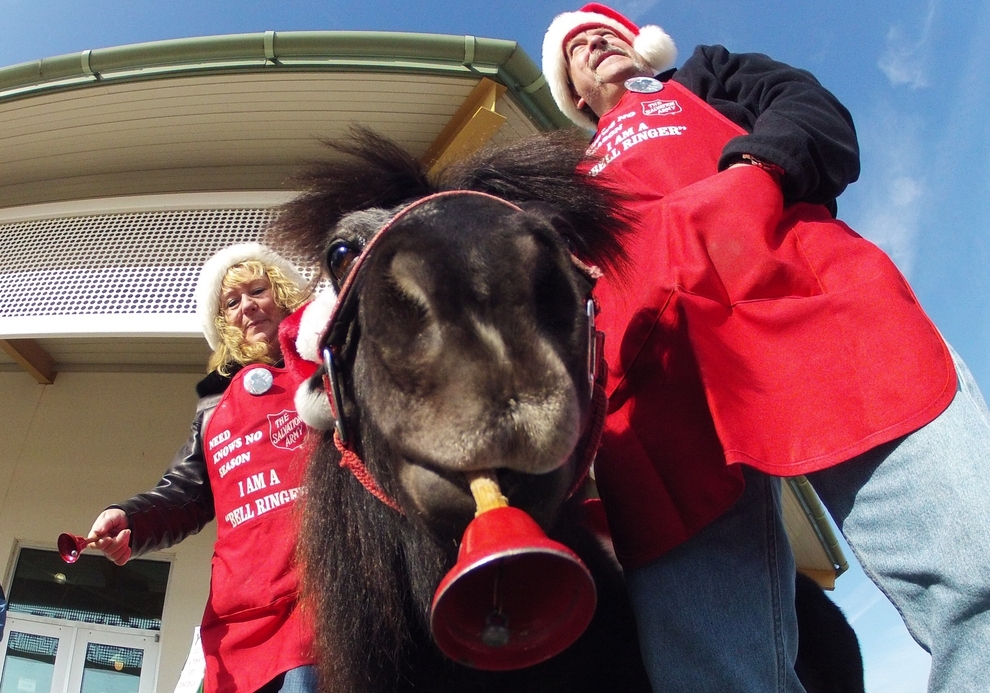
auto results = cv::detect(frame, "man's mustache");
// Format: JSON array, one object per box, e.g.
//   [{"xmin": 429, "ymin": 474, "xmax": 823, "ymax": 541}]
[{"xmin": 589, "ymin": 43, "xmax": 631, "ymax": 69}]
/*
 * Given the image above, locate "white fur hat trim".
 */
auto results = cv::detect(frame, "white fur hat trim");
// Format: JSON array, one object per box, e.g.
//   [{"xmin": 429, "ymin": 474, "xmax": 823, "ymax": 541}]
[
  {"xmin": 295, "ymin": 374, "xmax": 336, "ymax": 431},
  {"xmin": 195, "ymin": 242, "xmax": 305, "ymax": 350},
  {"xmin": 295, "ymin": 287, "xmax": 339, "ymax": 364},
  {"xmin": 542, "ymin": 3, "xmax": 677, "ymax": 130}
]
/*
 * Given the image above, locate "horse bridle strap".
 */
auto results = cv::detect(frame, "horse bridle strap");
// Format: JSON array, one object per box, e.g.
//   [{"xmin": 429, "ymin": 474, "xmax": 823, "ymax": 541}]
[
  {"xmin": 318, "ymin": 189, "xmax": 608, "ymax": 513},
  {"xmin": 333, "ymin": 431, "xmax": 404, "ymax": 514}
]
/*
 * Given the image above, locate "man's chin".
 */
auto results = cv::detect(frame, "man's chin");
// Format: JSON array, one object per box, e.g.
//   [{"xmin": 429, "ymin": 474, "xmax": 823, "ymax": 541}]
[
  {"xmin": 595, "ymin": 52, "xmax": 630, "ymax": 73},
  {"xmin": 597, "ymin": 57, "xmax": 650, "ymax": 85}
]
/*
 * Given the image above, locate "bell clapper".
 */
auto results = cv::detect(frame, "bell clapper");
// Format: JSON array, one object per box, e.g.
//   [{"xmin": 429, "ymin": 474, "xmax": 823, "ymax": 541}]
[{"xmin": 466, "ymin": 471, "xmax": 513, "ymax": 647}]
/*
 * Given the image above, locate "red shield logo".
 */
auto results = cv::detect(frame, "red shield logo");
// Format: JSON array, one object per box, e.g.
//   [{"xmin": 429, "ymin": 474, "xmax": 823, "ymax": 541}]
[{"xmin": 268, "ymin": 409, "xmax": 305, "ymax": 451}]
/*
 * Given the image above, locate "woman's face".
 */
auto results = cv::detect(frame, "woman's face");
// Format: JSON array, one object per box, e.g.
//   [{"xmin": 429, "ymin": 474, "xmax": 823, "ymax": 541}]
[{"xmin": 220, "ymin": 276, "xmax": 287, "ymax": 351}]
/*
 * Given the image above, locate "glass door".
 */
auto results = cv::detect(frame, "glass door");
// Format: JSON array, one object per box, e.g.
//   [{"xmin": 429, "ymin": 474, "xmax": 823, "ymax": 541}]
[
  {"xmin": 0, "ymin": 618, "xmax": 71, "ymax": 693},
  {"xmin": 67, "ymin": 628, "xmax": 158, "ymax": 693},
  {"xmin": 1, "ymin": 546, "xmax": 169, "ymax": 693},
  {"xmin": 0, "ymin": 615, "xmax": 158, "ymax": 693}
]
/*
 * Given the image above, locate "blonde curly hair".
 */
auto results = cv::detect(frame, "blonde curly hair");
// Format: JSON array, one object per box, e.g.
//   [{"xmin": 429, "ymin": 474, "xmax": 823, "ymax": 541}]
[{"xmin": 208, "ymin": 260, "xmax": 305, "ymax": 375}]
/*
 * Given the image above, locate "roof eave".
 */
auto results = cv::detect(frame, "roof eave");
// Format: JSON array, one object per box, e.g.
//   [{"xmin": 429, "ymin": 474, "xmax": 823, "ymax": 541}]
[{"xmin": 0, "ymin": 30, "xmax": 570, "ymax": 130}]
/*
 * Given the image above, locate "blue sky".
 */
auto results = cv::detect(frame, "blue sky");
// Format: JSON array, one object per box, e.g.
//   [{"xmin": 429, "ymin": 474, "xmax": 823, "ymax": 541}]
[{"xmin": 5, "ymin": 0, "xmax": 986, "ymax": 689}]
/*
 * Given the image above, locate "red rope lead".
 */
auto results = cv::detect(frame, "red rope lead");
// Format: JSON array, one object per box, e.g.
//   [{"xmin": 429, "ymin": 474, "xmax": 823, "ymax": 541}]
[{"xmin": 334, "ymin": 432, "xmax": 404, "ymax": 515}]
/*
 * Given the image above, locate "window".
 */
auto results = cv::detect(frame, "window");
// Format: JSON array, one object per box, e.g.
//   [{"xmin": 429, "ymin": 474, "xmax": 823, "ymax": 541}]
[{"xmin": 6, "ymin": 548, "xmax": 168, "ymax": 630}]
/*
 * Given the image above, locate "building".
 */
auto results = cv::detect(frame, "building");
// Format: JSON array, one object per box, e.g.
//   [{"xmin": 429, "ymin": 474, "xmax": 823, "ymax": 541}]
[{"xmin": 0, "ymin": 30, "xmax": 844, "ymax": 692}]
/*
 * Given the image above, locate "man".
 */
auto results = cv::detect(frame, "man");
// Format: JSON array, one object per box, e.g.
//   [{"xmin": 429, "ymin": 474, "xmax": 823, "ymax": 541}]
[{"xmin": 543, "ymin": 4, "xmax": 990, "ymax": 692}]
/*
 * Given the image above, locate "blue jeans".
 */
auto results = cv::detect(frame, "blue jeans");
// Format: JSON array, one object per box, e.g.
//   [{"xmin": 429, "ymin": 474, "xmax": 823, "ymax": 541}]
[
  {"xmin": 256, "ymin": 665, "xmax": 318, "ymax": 693},
  {"xmin": 626, "ymin": 466, "xmax": 805, "ymax": 692},
  {"xmin": 627, "ymin": 346, "xmax": 990, "ymax": 693},
  {"xmin": 808, "ymin": 346, "xmax": 990, "ymax": 692}
]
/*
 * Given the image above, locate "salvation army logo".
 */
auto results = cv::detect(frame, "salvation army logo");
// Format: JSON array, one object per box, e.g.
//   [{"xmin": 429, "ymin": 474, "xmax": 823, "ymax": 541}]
[
  {"xmin": 642, "ymin": 99, "xmax": 682, "ymax": 116},
  {"xmin": 268, "ymin": 409, "xmax": 305, "ymax": 451}
]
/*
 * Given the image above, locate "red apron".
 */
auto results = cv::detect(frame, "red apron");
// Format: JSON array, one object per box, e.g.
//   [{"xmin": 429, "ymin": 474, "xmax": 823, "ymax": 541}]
[
  {"xmin": 586, "ymin": 81, "xmax": 955, "ymax": 569},
  {"xmin": 201, "ymin": 364, "xmax": 314, "ymax": 692}
]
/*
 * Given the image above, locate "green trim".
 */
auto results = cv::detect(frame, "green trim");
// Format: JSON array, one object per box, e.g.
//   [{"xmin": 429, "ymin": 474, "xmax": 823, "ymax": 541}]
[
  {"xmin": 0, "ymin": 31, "xmax": 571, "ymax": 130},
  {"xmin": 786, "ymin": 476, "xmax": 849, "ymax": 577}
]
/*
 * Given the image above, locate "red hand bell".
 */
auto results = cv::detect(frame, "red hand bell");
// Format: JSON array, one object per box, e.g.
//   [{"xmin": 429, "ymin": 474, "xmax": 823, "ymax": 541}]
[{"xmin": 429, "ymin": 473, "xmax": 597, "ymax": 671}]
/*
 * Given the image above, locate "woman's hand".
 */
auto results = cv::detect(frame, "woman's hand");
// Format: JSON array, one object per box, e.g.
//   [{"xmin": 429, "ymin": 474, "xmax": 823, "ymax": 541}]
[{"xmin": 88, "ymin": 509, "xmax": 132, "ymax": 566}]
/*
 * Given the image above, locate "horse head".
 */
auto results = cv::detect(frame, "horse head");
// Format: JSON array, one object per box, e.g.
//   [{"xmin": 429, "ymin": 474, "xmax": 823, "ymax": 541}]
[{"xmin": 274, "ymin": 128, "xmax": 626, "ymax": 545}]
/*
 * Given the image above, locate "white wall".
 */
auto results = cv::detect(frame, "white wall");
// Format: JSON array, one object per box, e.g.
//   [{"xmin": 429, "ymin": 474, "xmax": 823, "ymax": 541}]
[{"xmin": 0, "ymin": 370, "xmax": 217, "ymax": 692}]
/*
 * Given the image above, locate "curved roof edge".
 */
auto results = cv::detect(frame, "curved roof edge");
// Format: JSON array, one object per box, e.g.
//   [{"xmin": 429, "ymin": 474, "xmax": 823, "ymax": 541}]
[{"xmin": 0, "ymin": 30, "xmax": 571, "ymax": 130}]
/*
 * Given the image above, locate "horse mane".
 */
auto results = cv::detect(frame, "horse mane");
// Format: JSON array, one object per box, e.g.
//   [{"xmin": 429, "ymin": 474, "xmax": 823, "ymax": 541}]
[
  {"xmin": 269, "ymin": 127, "xmax": 630, "ymax": 276},
  {"xmin": 437, "ymin": 129, "xmax": 630, "ymax": 273},
  {"xmin": 298, "ymin": 424, "xmax": 450, "ymax": 692},
  {"xmin": 270, "ymin": 129, "xmax": 435, "ymax": 271}
]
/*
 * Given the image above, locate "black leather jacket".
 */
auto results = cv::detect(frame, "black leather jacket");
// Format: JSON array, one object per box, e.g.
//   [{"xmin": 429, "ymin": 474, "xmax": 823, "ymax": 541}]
[{"xmin": 114, "ymin": 367, "xmax": 241, "ymax": 557}]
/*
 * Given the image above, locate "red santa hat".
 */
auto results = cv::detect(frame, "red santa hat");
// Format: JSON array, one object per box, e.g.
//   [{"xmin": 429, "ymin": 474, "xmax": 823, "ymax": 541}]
[
  {"xmin": 278, "ymin": 287, "xmax": 340, "ymax": 431},
  {"xmin": 194, "ymin": 242, "xmax": 305, "ymax": 350},
  {"xmin": 542, "ymin": 3, "xmax": 677, "ymax": 131}
]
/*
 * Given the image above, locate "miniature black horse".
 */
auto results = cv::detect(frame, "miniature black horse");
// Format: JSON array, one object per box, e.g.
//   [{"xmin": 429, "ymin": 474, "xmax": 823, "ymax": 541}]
[{"xmin": 271, "ymin": 128, "xmax": 863, "ymax": 693}]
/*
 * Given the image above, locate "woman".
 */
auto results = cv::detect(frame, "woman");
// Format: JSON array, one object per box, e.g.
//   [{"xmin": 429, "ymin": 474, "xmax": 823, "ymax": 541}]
[{"xmin": 87, "ymin": 242, "xmax": 316, "ymax": 693}]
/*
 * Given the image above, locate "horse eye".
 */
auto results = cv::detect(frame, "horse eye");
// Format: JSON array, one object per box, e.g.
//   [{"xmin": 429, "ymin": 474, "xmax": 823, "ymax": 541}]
[
  {"xmin": 326, "ymin": 241, "xmax": 359, "ymax": 285},
  {"xmin": 561, "ymin": 235, "xmax": 577, "ymax": 253}
]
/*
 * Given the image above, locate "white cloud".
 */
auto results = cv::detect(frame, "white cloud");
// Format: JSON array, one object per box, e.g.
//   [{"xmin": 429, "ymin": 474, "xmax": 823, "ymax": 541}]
[
  {"xmin": 830, "ymin": 545, "xmax": 931, "ymax": 693},
  {"xmin": 846, "ymin": 107, "xmax": 927, "ymax": 279},
  {"xmin": 877, "ymin": 0, "xmax": 938, "ymax": 89},
  {"xmin": 835, "ymin": 576, "xmax": 930, "ymax": 692},
  {"xmin": 859, "ymin": 175, "xmax": 925, "ymax": 277},
  {"xmin": 841, "ymin": 583, "xmax": 886, "ymax": 626}
]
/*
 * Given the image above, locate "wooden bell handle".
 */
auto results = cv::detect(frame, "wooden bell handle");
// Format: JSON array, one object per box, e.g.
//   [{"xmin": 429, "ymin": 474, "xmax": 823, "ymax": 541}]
[{"xmin": 467, "ymin": 471, "xmax": 509, "ymax": 516}]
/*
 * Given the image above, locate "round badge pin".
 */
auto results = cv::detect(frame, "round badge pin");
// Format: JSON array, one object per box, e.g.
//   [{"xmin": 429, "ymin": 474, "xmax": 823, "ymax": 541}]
[
  {"xmin": 624, "ymin": 77, "xmax": 663, "ymax": 94},
  {"xmin": 244, "ymin": 368, "xmax": 273, "ymax": 395}
]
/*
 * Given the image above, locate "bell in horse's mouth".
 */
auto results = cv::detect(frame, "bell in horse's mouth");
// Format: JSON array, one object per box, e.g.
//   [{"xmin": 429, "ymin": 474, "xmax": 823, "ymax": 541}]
[{"xmin": 396, "ymin": 456, "xmax": 576, "ymax": 544}]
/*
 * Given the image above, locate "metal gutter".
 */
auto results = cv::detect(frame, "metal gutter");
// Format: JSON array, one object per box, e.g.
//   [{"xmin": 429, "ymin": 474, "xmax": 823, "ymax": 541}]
[{"xmin": 0, "ymin": 31, "xmax": 571, "ymax": 130}]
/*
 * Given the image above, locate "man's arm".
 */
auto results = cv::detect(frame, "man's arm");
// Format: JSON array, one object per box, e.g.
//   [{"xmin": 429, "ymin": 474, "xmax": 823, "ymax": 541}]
[{"xmin": 672, "ymin": 44, "xmax": 860, "ymax": 208}]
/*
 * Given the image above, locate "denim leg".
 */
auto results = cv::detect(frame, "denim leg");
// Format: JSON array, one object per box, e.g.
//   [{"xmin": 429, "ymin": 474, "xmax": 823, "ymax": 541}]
[
  {"xmin": 807, "ymin": 346, "xmax": 990, "ymax": 693},
  {"xmin": 626, "ymin": 466, "xmax": 805, "ymax": 693},
  {"xmin": 256, "ymin": 665, "xmax": 319, "ymax": 693},
  {"xmin": 277, "ymin": 666, "xmax": 318, "ymax": 693},
  {"xmin": 278, "ymin": 666, "xmax": 318, "ymax": 693}
]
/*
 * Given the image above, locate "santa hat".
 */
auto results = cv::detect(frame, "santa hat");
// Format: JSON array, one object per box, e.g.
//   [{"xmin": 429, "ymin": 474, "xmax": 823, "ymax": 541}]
[
  {"xmin": 278, "ymin": 288, "xmax": 340, "ymax": 431},
  {"xmin": 194, "ymin": 242, "xmax": 305, "ymax": 350},
  {"xmin": 542, "ymin": 3, "xmax": 677, "ymax": 130}
]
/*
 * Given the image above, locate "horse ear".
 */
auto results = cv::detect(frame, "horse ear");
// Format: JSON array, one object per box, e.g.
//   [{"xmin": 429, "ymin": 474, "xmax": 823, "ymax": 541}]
[{"xmin": 516, "ymin": 196, "xmax": 628, "ymax": 279}]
